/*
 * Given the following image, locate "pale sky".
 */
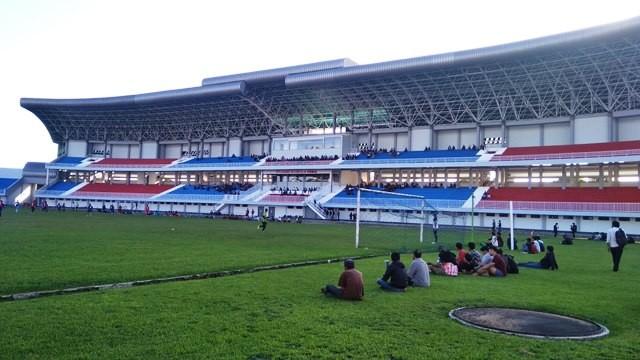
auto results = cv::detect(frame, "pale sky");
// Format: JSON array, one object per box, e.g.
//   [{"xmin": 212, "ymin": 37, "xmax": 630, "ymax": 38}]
[{"xmin": 0, "ymin": 0, "xmax": 638, "ymax": 168}]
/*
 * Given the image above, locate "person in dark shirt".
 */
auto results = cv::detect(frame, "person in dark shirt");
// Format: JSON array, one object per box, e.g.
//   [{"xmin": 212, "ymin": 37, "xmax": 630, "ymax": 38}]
[
  {"xmin": 474, "ymin": 245, "xmax": 507, "ymax": 277},
  {"xmin": 377, "ymin": 252, "xmax": 408, "ymax": 291},
  {"xmin": 322, "ymin": 259, "xmax": 364, "ymax": 300},
  {"xmin": 519, "ymin": 245, "xmax": 559, "ymax": 270}
]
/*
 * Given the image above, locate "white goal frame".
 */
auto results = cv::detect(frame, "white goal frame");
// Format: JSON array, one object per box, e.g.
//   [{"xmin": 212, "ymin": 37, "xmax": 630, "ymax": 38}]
[{"xmin": 354, "ymin": 187, "xmax": 438, "ymax": 248}]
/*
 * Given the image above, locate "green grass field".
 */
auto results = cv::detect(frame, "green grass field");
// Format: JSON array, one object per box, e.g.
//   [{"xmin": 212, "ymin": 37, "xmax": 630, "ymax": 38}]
[{"xmin": 0, "ymin": 211, "xmax": 638, "ymax": 359}]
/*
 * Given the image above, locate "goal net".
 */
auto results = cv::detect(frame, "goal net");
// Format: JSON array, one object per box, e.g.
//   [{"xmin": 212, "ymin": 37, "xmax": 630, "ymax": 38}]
[{"xmin": 354, "ymin": 187, "xmax": 475, "ymax": 252}]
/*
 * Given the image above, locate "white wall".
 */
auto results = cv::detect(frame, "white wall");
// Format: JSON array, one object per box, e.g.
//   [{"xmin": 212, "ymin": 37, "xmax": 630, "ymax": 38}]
[
  {"xmin": 377, "ymin": 133, "xmax": 395, "ymax": 149},
  {"xmin": 141, "ymin": 141, "xmax": 158, "ymax": 159},
  {"xmin": 164, "ymin": 144, "xmax": 182, "ymax": 158},
  {"xmin": 129, "ymin": 145, "xmax": 140, "ymax": 159},
  {"xmin": 210, "ymin": 142, "xmax": 224, "ymax": 157},
  {"xmin": 509, "ymin": 125, "xmax": 541, "ymax": 147},
  {"xmin": 437, "ymin": 130, "xmax": 458, "ymax": 149},
  {"xmin": 410, "ymin": 127, "xmax": 432, "ymax": 150},
  {"xmin": 67, "ymin": 140, "xmax": 87, "ymax": 157},
  {"xmin": 396, "ymin": 133, "xmax": 408, "ymax": 150},
  {"xmin": 248, "ymin": 140, "xmax": 263, "ymax": 155},
  {"xmin": 617, "ymin": 116, "xmax": 640, "ymax": 141},
  {"xmin": 229, "ymin": 138, "xmax": 242, "ymax": 156},
  {"xmin": 543, "ymin": 123, "xmax": 570, "ymax": 145},
  {"xmin": 575, "ymin": 114, "xmax": 610, "ymax": 144},
  {"xmin": 483, "ymin": 126, "xmax": 502, "ymax": 139},
  {"xmin": 111, "ymin": 144, "xmax": 129, "ymax": 158},
  {"xmin": 460, "ymin": 128, "xmax": 476, "ymax": 147}
]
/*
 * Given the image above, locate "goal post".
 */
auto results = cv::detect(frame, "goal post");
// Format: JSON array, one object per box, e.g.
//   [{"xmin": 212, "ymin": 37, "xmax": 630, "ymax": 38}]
[{"xmin": 354, "ymin": 187, "xmax": 438, "ymax": 248}]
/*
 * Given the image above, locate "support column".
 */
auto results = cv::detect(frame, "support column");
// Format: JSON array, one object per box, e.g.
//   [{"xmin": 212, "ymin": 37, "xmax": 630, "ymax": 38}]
[
  {"xmin": 475, "ymin": 124, "xmax": 482, "ymax": 148},
  {"xmin": 501, "ymin": 120, "xmax": 507, "ymax": 146},
  {"xmin": 569, "ymin": 115, "xmax": 575, "ymax": 144},
  {"xmin": 407, "ymin": 126, "xmax": 412, "ymax": 151},
  {"xmin": 332, "ymin": 113, "xmax": 337, "ymax": 134},
  {"xmin": 561, "ymin": 166, "xmax": 567, "ymax": 189},
  {"xmin": 527, "ymin": 166, "xmax": 533, "ymax": 189},
  {"xmin": 430, "ymin": 125, "xmax": 437, "ymax": 150}
]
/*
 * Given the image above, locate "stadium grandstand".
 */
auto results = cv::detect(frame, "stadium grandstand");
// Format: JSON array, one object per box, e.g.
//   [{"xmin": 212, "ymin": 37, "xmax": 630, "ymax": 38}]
[{"xmin": 15, "ymin": 16, "xmax": 640, "ymax": 234}]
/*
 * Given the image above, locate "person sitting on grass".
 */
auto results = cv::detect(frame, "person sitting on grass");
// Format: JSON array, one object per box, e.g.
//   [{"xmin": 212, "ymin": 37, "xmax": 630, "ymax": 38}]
[
  {"xmin": 406, "ymin": 250, "xmax": 430, "ymax": 287},
  {"xmin": 322, "ymin": 259, "xmax": 364, "ymax": 300},
  {"xmin": 428, "ymin": 248, "xmax": 459, "ymax": 277},
  {"xmin": 455, "ymin": 242, "xmax": 472, "ymax": 273},
  {"xmin": 467, "ymin": 242, "xmax": 482, "ymax": 266},
  {"xmin": 377, "ymin": 252, "xmax": 408, "ymax": 292},
  {"xmin": 474, "ymin": 245, "xmax": 507, "ymax": 277},
  {"xmin": 519, "ymin": 245, "xmax": 559, "ymax": 270},
  {"xmin": 477, "ymin": 245, "xmax": 493, "ymax": 270},
  {"xmin": 523, "ymin": 238, "xmax": 539, "ymax": 254}
]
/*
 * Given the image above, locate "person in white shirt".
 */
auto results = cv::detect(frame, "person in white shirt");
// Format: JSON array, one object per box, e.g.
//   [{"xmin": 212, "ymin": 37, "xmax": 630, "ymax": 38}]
[{"xmin": 606, "ymin": 220, "xmax": 625, "ymax": 272}]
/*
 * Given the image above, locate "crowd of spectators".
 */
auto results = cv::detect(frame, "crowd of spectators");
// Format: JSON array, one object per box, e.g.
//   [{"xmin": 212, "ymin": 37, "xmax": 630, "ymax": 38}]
[
  {"xmin": 343, "ymin": 181, "xmax": 459, "ymax": 196},
  {"xmin": 344, "ymin": 143, "xmax": 483, "ymax": 160},
  {"xmin": 186, "ymin": 182, "xmax": 253, "ymax": 195},
  {"xmin": 265, "ymin": 155, "xmax": 339, "ymax": 163},
  {"xmin": 271, "ymin": 186, "xmax": 318, "ymax": 196}
]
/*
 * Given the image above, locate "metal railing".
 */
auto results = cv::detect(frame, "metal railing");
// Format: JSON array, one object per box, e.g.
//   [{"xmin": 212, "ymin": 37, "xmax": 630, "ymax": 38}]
[
  {"xmin": 262, "ymin": 160, "xmax": 335, "ymax": 166},
  {"xmin": 172, "ymin": 162, "xmax": 256, "ymax": 168},
  {"xmin": 341, "ymin": 156, "xmax": 479, "ymax": 165},
  {"xmin": 477, "ymin": 200, "xmax": 640, "ymax": 213},
  {"xmin": 491, "ymin": 148, "xmax": 640, "ymax": 161},
  {"xmin": 326, "ymin": 197, "xmax": 466, "ymax": 209}
]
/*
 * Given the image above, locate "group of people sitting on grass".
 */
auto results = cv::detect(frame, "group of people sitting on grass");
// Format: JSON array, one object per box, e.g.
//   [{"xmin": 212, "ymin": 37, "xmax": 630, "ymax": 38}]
[
  {"xmin": 321, "ymin": 235, "xmax": 559, "ymax": 301},
  {"xmin": 321, "ymin": 250, "xmax": 431, "ymax": 300}
]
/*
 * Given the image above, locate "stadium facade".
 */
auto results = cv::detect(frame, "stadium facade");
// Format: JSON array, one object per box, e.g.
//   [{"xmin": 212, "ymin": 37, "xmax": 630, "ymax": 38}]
[{"xmin": 12, "ymin": 17, "xmax": 640, "ymax": 234}]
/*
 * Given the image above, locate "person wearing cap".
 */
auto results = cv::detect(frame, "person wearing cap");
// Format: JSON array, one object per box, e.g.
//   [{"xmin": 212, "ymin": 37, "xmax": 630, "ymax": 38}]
[
  {"xmin": 321, "ymin": 259, "xmax": 364, "ymax": 300},
  {"xmin": 406, "ymin": 250, "xmax": 430, "ymax": 287},
  {"xmin": 377, "ymin": 252, "xmax": 409, "ymax": 291},
  {"xmin": 474, "ymin": 245, "xmax": 507, "ymax": 277}
]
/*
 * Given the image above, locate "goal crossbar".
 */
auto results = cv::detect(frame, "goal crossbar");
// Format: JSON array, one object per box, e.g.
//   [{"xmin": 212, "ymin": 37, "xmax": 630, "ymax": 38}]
[{"xmin": 355, "ymin": 187, "xmax": 438, "ymax": 248}]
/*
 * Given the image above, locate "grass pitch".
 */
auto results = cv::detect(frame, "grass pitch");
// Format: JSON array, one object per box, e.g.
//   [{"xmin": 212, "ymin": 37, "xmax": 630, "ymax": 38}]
[{"xmin": 0, "ymin": 211, "xmax": 638, "ymax": 359}]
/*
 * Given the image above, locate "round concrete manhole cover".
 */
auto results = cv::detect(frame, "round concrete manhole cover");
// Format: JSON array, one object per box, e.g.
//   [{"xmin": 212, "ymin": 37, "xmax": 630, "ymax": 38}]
[{"xmin": 449, "ymin": 307, "xmax": 609, "ymax": 340}]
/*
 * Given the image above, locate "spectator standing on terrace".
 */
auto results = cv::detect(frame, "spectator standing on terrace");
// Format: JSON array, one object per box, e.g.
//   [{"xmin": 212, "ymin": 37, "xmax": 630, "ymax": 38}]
[
  {"xmin": 571, "ymin": 222, "xmax": 578, "ymax": 239},
  {"xmin": 406, "ymin": 250, "xmax": 430, "ymax": 287},
  {"xmin": 322, "ymin": 258, "xmax": 364, "ymax": 300},
  {"xmin": 0, "ymin": 199, "xmax": 4, "ymax": 217},
  {"xmin": 553, "ymin": 222, "xmax": 559, "ymax": 237},
  {"xmin": 377, "ymin": 252, "xmax": 408, "ymax": 291},
  {"xmin": 492, "ymin": 219, "xmax": 496, "ymax": 232},
  {"xmin": 606, "ymin": 220, "xmax": 626, "ymax": 272},
  {"xmin": 31, "ymin": 199, "xmax": 36, "ymax": 213},
  {"xmin": 15, "ymin": 201, "xmax": 20, "ymax": 213}
]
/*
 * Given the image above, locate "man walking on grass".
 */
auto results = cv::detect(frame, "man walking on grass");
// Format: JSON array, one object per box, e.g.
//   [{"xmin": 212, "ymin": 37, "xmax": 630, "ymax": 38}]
[{"xmin": 606, "ymin": 220, "xmax": 626, "ymax": 272}]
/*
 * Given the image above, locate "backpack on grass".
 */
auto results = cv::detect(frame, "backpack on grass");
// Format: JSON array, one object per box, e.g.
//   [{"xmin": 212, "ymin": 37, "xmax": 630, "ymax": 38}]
[{"xmin": 504, "ymin": 254, "xmax": 519, "ymax": 274}]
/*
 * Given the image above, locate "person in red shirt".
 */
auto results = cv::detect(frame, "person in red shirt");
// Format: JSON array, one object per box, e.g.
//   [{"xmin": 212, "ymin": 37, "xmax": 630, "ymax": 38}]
[
  {"xmin": 474, "ymin": 245, "xmax": 507, "ymax": 277},
  {"xmin": 455, "ymin": 242, "xmax": 472, "ymax": 272},
  {"xmin": 322, "ymin": 259, "xmax": 364, "ymax": 300}
]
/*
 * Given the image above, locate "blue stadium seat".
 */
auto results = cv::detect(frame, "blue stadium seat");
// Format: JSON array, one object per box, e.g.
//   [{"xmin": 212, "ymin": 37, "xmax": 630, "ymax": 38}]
[
  {"xmin": 174, "ymin": 156, "xmax": 257, "ymax": 167},
  {"xmin": 53, "ymin": 156, "xmax": 86, "ymax": 165},
  {"xmin": 343, "ymin": 150, "xmax": 479, "ymax": 164},
  {"xmin": 327, "ymin": 186, "xmax": 475, "ymax": 209},
  {"xmin": 0, "ymin": 178, "xmax": 19, "ymax": 192},
  {"xmin": 46, "ymin": 181, "xmax": 80, "ymax": 192}
]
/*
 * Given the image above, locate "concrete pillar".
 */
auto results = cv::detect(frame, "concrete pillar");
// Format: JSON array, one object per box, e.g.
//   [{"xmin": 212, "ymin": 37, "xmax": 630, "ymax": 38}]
[
  {"xmin": 501, "ymin": 120, "xmax": 507, "ymax": 146},
  {"xmin": 561, "ymin": 166, "xmax": 567, "ymax": 189},
  {"xmin": 407, "ymin": 126, "xmax": 413, "ymax": 150},
  {"xmin": 569, "ymin": 115, "xmax": 575, "ymax": 144}
]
